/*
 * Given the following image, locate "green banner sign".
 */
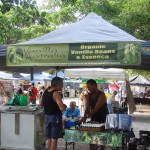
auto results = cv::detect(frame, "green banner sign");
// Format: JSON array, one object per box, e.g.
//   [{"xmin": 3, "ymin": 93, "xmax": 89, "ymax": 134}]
[
  {"xmin": 82, "ymin": 79, "xmax": 106, "ymax": 83},
  {"xmin": 65, "ymin": 129, "xmax": 122, "ymax": 147},
  {"xmin": 6, "ymin": 42, "xmax": 141, "ymax": 66}
]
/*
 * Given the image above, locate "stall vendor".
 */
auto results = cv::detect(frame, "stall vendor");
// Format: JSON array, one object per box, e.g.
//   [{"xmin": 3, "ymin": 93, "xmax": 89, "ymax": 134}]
[{"xmin": 82, "ymin": 79, "xmax": 109, "ymax": 150}]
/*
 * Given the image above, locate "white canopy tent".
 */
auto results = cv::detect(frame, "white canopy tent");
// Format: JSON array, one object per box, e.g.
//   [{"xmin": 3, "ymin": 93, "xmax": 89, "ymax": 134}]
[
  {"xmin": 130, "ymin": 75, "xmax": 150, "ymax": 86},
  {"xmin": 64, "ymin": 68, "xmax": 129, "ymax": 81},
  {"xmin": 64, "ymin": 68, "xmax": 135, "ymax": 114}
]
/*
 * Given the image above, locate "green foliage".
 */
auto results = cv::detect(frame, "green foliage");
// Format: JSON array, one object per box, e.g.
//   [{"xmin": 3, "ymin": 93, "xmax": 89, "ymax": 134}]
[
  {"xmin": 125, "ymin": 69, "xmax": 150, "ymax": 79},
  {"xmin": 0, "ymin": 0, "xmax": 149, "ymax": 49},
  {"xmin": 111, "ymin": 0, "xmax": 150, "ymax": 40},
  {"xmin": 19, "ymin": 25, "xmax": 54, "ymax": 42},
  {"xmin": 0, "ymin": 0, "xmax": 50, "ymax": 44},
  {"xmin": 43, "ymin": 0, "xmax": 150, "ymax": 40}
]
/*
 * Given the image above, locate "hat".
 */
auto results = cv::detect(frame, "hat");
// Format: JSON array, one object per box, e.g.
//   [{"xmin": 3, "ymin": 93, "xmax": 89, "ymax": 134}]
[{"xmin": 19, "ymin": 83, "xmax": 24, "ymax": 86}]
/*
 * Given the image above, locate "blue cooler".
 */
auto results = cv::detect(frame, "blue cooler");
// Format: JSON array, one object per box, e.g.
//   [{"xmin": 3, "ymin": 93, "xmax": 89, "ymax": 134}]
[{"xmin": 65, "ymin": 120, "xmax": 78, "ymax": 129}]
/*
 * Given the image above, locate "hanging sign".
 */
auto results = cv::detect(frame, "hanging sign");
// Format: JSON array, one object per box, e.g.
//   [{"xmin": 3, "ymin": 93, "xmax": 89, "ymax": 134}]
[{"xmin": 6, "ymin": 42, "xmax": 141, "ymax": 66}]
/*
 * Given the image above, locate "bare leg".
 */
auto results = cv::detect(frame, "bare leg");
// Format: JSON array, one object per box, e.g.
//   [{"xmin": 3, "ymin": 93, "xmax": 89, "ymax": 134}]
[
  {"xmin": 81, "ymin": 105, "xmax": 83, "ymax": 114},
  {"xmin": 83, "ymin": 105, "xmax": 85, "ymax": 114},
  {"xmin": 47, "ymin": 139, "xmax": 51, "ymax": 150},
  {"xmin": 50, "ymin": 139, "xmax": 57, "ymax": 150},
  {"xmin": 62, "ymin": 118, "xmax": 66, "ymax": 129}
]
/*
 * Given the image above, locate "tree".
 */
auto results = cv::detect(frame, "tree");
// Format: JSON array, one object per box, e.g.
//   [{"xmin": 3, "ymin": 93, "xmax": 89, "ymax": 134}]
[
  {"xmin": 111, "ymin": 0, "xmax": 150, "ymax": 40},
  {"xmin": 0, "ymin": 0, "xmax": 51, "ymax": 44},
  {"xmin": 125, "ymin": 69, "xmax": 150, "ymax": 79},
  {"xmin": 42, "ymin": 0, "xmax": 150, "ymax": 40}
]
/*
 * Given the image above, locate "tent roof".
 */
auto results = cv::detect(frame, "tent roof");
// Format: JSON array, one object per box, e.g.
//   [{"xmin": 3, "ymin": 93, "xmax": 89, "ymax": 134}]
[
  {"xmin": 130, "ymin": 75, "xmax": 150, "ymax": 86},
  {"xmin": 21, "ymin": 73, "xmax": 51, "ymax": 81},
  {"xmin": 17, "ymin": 12, "xmax": 142, "ymax": 45},
  {"xmin": 64, "ymin": 68, "xmax": 129, "ymax": 81}
]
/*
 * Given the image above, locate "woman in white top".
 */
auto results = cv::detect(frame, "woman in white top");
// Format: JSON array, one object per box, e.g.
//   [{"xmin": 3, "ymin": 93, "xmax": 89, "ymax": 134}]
[
  {"xmin": 107, "ymin": 91, "xmax": 117, "ymax": 113},
  {"xmin": 80, "ymin": 90, "xmax": 88, "ymax": 114}
]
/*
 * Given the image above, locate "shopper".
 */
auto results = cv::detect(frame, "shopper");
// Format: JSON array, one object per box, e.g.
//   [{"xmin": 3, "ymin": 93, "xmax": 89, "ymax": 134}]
[
  {"xmin": 107, "ymin": 90, "xmax": 118, "ymax": 113},
  {"xmin": 16, "ymin": 83, "xmax": 26, "ymax": 95},
  {"xmin": 28, "ymin": 82, "xmax": 38, "ymax": 104},
  {"xmin": 80, "ymin": 89, "xmax": 88, "ymax": 114},
  {"xmin": 41, "ymin": 77, "xmax": 66, "ymax": 150}
]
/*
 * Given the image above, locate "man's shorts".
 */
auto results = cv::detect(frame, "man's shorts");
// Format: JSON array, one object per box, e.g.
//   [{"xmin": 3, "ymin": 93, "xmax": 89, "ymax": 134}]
[{"xmin": 45, "ymin": 114, "xmax": 62, "ymax": 139}]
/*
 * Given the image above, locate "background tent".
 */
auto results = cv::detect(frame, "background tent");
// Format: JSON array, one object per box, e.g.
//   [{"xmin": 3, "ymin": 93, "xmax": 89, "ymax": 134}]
[
  {"xmin": 0, "ymin": 71, "xmax": 12, "ymax": 79},
  {"xmin": 0, "ymin": 71, "xmax": 26, "ymax": 80},
  {"xmin": 64, "ymin": 68, "xmax": 129, "ymax": 81},
  {"xmin": 21, "ymin": 73, "xmax": 51, "ymax": 81},
  {"xmin": 50, "ymin": 71, "xmax": 65, "ymax": 79},
  {"xmin": 109, "ymin": 83, "xmax": 119, "ymax": 90},
  {"xmin": 130, "ymin": 75, "xmax": 150, "ymax": 86},
  {"xmin": 64, "ymin": 68, "xmax": 136, "ymax": 114}
]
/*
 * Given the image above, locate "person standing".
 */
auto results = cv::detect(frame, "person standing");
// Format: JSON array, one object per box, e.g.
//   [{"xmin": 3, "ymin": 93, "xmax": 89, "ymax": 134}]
[
  {"xmin": 107, "ymin": 91, "xmax": 118, "ymax": 113},
  {"xmin": 38, "ymin": 86, "xmax": 45, "ymax": 106},
  {"xmin": 82, "ymin": 79, "xmax": 108, "ymax": 150},
  {"xmin": 41, "ymin": 77, "xmax": 66, "ymax": 150},
  {"xmin": 16, "ymin": 83, "xmax": 26, "ymax": 95},
  {"xmin": 28, "ymin": 82, "xmax": 38, "ymax": 104},
  {"xmin": 80, "ymin": 89, "xmax": 88, "ymax": 114}
]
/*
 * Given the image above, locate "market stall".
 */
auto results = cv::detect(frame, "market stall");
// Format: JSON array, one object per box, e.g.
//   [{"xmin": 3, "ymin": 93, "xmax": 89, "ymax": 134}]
[
  {"xmin": 130, "ymin": 75, "xmax": 150, "ymax": 105},
  {"xmin": 5, "ymin": 12, "xmax": 143, "ymax": 149}
]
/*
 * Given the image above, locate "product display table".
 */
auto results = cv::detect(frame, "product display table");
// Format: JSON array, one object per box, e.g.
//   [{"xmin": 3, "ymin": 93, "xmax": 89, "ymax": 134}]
[{"xmin": 65, "ymin": 129, "xmax": 127, "ymax": 150}]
